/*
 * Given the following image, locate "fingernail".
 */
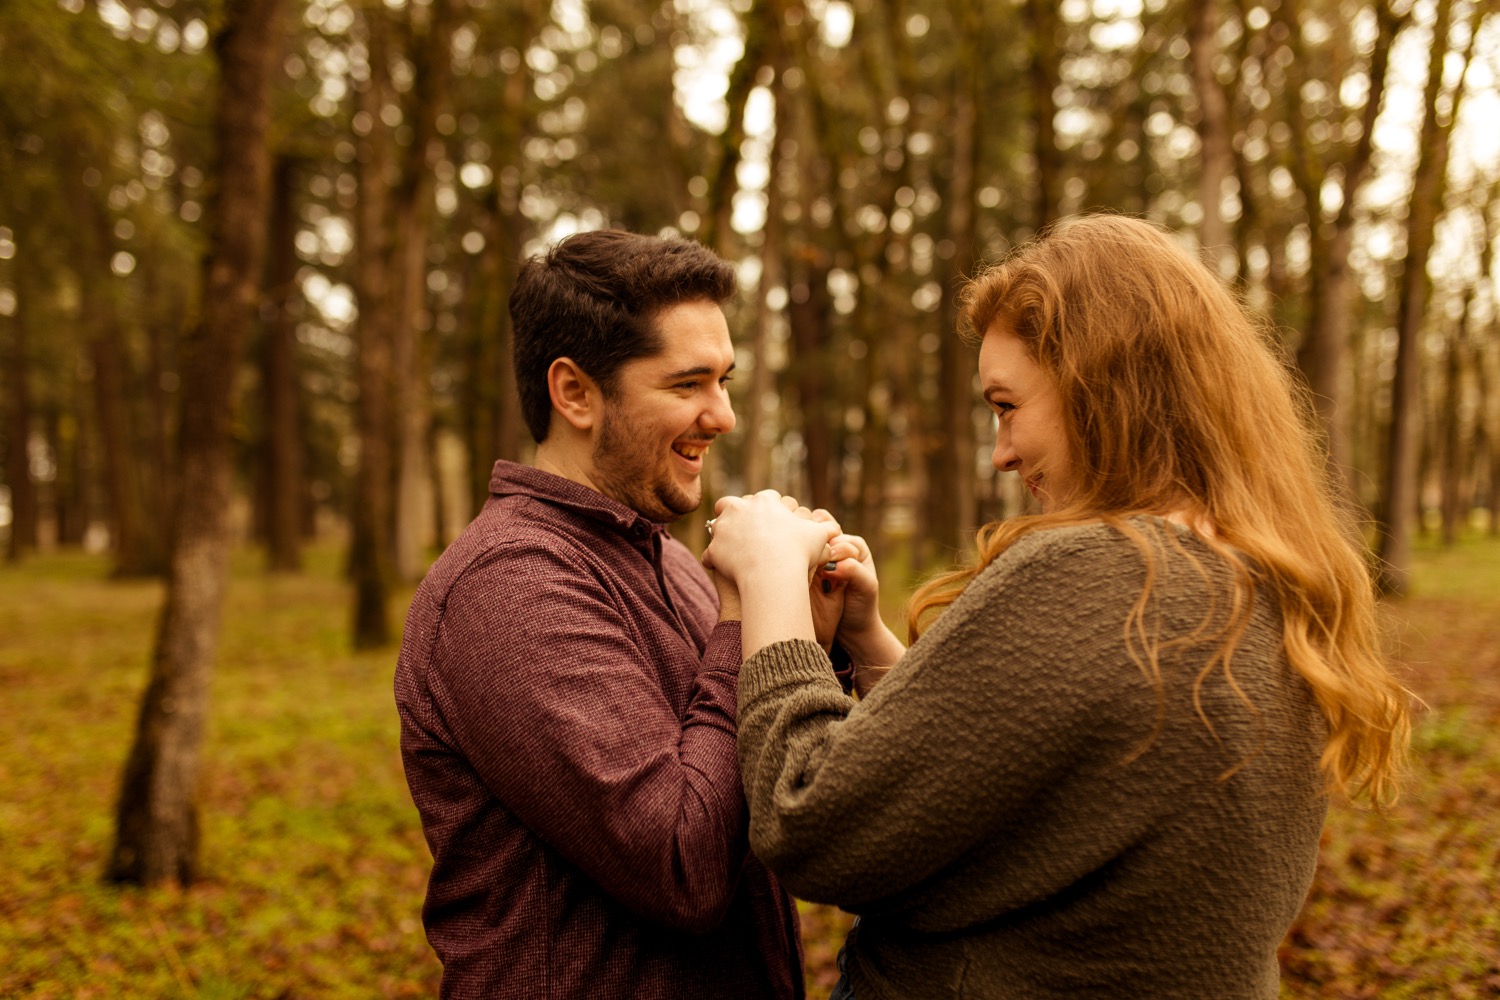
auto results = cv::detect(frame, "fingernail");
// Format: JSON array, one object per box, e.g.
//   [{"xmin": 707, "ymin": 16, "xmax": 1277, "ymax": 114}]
[{"xmin": 824, "ymin": 561, "xmax": 837, "ymax": 572}]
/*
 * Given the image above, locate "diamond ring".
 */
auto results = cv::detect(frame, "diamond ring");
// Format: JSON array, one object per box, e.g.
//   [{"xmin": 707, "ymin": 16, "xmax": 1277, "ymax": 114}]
[{"xmin": 705, "ymin": 517, "xmax": 717, "ymax": 537}]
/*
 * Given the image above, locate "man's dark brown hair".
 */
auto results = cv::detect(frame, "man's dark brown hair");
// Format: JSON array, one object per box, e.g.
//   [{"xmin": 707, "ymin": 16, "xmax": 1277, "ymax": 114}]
[{"xmin": 509, "ymin": 230, "xmax": 737, "ymax": 443}]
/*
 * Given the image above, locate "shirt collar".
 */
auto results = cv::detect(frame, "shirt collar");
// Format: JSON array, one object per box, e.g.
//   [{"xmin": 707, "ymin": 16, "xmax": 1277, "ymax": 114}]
[{"xmin": 487, "ymin": 460, "xmax": 672, "ymax": 541}]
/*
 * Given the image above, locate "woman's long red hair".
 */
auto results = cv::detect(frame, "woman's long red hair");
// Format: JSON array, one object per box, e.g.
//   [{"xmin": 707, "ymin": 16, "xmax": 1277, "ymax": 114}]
[{"xmin": 910, "ymin": 214, "xmax": 1410, "ymax": 802}]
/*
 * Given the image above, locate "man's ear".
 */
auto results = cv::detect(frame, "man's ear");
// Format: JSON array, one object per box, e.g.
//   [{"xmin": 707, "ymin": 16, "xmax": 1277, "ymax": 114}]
[{"xmin": 546, "ymin": 357, "xmax": 601, "ymax": 433}]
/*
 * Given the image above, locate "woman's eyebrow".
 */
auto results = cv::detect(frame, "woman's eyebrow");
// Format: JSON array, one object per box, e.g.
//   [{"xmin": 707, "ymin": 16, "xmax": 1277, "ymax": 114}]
[{"xmin": 983, "ymin": 382, "xmax": 1013, "ymax": 401}]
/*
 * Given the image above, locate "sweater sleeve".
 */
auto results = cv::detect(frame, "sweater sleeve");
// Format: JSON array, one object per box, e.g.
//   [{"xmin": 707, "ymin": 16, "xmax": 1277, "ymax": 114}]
[
  {"xmin": 736, "ymin": 531, "xmax": 1137, "ymax": 909},
  {"xmin": 424, "ymin": 538, "xmax": 748, "ymax": 933}
]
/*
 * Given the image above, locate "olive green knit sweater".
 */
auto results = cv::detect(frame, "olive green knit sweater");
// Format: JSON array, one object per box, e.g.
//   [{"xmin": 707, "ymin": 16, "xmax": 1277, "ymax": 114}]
[{"xmin": 738, "ymin": 520, "xmax": 1328, "ymax": 999}]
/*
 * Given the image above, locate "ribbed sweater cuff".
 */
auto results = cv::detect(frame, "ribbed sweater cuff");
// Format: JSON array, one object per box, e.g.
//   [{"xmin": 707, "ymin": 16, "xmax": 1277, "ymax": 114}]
[{"xmin": 740, "ymin": 638, "xmax": 838, "ymax": 705}]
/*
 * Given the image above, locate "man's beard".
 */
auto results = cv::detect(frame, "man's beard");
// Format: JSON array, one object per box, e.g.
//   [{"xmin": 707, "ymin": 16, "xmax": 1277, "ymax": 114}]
[{"xmin": 592, "ymin": 409, "xmax": 702, "ymax": 523}]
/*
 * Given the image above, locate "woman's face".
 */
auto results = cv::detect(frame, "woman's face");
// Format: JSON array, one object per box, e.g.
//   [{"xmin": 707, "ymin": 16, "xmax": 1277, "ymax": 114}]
[{"xmin": 978, "ymin": 323, "xmax": 1075, "ymax": 512}]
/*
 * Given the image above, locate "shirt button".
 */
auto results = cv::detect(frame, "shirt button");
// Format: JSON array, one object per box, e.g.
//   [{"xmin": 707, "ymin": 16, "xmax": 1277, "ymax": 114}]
[{"xmin": 632, "ymin": 523, "xmax": 649, "ymax": 538}]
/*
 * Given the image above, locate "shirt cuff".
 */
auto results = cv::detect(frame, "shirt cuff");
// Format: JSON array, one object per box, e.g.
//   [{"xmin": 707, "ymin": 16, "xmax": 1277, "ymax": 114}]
[{"xmin": 701, "ymin": 619, "xmax": 744, "ymax": 674}]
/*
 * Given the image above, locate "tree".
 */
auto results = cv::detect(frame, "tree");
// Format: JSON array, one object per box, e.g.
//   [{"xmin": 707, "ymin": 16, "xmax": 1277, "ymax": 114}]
[
  {"xmin": 1187, "ymin": 0, "xmax": 1235, "ymax": 274},
  {"xmin": 109, "ymin": 0, "xmax": 289, "ymax": 884},
  {"xmin": 349, "ymin": 5, "xmax": 398, "ymax": 650},
  {"xmin": 1280, "ymin": 0, "xmax": 1408, "ymax": 492},
  {"xmin": 1377, "ymin": 0, "xmax": 1481, "ymax": 595},
  {"xmin": 261, "ymin": 155, "xmax": 305, "ymax": 572},
  {"xmin": 1, "ymin": 242, "xmax": 38, "ymax": 561},
  {"xmin": 391, "ymin": 0, "xmax": 460, "ymax": 583}
]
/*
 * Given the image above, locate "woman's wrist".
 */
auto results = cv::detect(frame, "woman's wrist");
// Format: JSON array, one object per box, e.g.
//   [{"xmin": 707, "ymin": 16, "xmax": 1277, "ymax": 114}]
[
  {"xmin": 736, "ymin": 562, "xmax": 821, "ymax": 660},
  {"xmin": 838, "ymin": 621, "xmax": 906, "ymax": 670}
]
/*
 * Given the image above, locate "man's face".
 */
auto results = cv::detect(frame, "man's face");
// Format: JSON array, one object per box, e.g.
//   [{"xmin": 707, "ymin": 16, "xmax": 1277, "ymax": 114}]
[{"xmin": 590, "ymin": 300, "xmax": 737, "ymax": 522}]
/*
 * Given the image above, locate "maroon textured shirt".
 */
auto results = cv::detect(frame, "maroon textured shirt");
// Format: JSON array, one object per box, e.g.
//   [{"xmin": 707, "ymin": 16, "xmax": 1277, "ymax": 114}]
[{"xmin": 395, "ymin": 461, "xmax": 804, "ymax": 999}]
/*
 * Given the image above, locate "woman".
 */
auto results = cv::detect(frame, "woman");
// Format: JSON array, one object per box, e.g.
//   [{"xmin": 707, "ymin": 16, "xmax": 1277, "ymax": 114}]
[{"xmin": 705, "ymin": 215, "xmax": 1411, "ymax": 999}]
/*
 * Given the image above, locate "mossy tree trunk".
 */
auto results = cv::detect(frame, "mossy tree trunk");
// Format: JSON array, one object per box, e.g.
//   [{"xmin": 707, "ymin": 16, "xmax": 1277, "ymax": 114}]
[{"xmin": 108, "ymin": 0, "xmax": 288, "ymax": 885}]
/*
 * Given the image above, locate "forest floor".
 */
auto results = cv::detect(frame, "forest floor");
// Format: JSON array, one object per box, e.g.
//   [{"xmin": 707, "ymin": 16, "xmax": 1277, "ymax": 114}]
[{"xmin": 0, "ymin": 533, "xmax": 1496, "ymax": 999}]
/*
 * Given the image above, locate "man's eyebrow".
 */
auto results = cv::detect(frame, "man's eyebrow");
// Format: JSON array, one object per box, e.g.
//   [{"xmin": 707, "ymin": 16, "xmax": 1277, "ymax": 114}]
[{"xmin": 662, "ymin": 361, "xmax": 736, "ymax": 380}]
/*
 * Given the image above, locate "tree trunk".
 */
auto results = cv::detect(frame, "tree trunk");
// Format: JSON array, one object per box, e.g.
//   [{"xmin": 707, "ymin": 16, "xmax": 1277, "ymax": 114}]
[
  {"xmin": 1377, "ymin": 0, "xmax": 1471, "ymax": 594},
  {"xmin": 142, "ymin": 259, "xmax": 178, "ymax": 555},
  {"xmin": 108, "ymin": 0, "xmax": 287, "ymax": 885},
  {"xmin": 79, "ymin": 187, "xmax": 164, "ymax": 576},
  {"xmin": 1023, "ymin": 0, "xmax": 1063, "ymax": 229},
  {"xmin": 742, "ymin": 59, "xmax": 789, "ymax": 496},
  {"xmin": 263, "ymin": 155, "xmax": 303, "ymax": 572},
  {"xmin": 932, "ymin": 0, "xmax": 980, "ymax": 554},
  {"xmin": 89, "ymin": 328, "xmax": 164, "ymax": 576},
  {"xmin": 1437, "ymin": 319, "xmax": 1466, "ymax": 546},
  {"xmin": 3, "ymin": 260, "xmax": 37, "ymax": 561},
  {"xmin": 463, "ymin": 5, "xmax": 535, "ymax": 512},
  {"xmin": 787, "ymin": 256, "xmax": 835, "ymax": 509},
  {"xmin": 1188, "ymin": 0, "xmax": 1234, "ymax": 275},
  {"xmin": 701, "ymin": 0, "xmax": 770, "ymax": 253},
  {"xmin": 1284, "ymin": 0, "xmax": 1403, "ymax": 492},
  {"xmin": 391, "ymin": 0, "xmax": 458, "ymax": 583},
  {"xmin": 51, "ymin": 390, "xmax": 91, "ymax": 547},
  {"xmin": 350, "ymin": 9, "xmax": 398, "ymax": 648}
]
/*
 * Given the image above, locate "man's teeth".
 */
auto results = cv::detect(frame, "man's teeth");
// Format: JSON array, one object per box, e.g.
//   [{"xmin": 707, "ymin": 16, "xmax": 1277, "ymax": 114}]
[{"xmin": 673, "ymin": 444, "xmax": 707, "ymax": 459}]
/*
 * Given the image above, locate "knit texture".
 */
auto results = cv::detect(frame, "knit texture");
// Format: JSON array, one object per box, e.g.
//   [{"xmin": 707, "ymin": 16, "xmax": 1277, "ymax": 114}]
[
  {"xmin": 738, "ymin": 519, "xmax": 1328, "ymax": 999},
  {"xmin": 396, "ymin": 461, "xmax": 802, "ymax": 1000}
]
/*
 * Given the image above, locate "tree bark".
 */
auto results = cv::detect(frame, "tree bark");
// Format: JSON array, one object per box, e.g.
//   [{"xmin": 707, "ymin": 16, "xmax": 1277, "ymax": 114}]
[
  {"xmin": 1377, "ymin": 0, "xmax": 1473, "ymax": 594},
  {"xmin": 1187, "ymin": 0, "xmax": 1234, "ymax": 274},
  {"xmin": 1283, "ymin": 0, "xmax": 1404, "ymax": 495},
  {"xmin": 742, "ymin": 57, "xmax": 789, "ymax": 497},
  {"xmin": 350, "ymin": 9, "xmax": 398, "ymax": 649},
  {"xmin": 462, "ymin": 0, "xmax": 536, "ymax": 513},
  {"xmin": 79, "ymin": 193, "xmax": 164, "ymax": 576},
  {"xmin": 263, "ymin": 155, "xmax": 303, "ymax": 572},
  {"xmin": 787, "ymin": 254, "xmax": 835, "ymax": 510},
  {"xmin": 391, "ymin": 0, "xmax": 458, "ymax": 583},
  {"xmin": 1023, "ymin": 0, "xmax": 1063, "ymax": 230},
  {"xmin": 933, "ymin": 0, "xmax": 981, "ymax": 554},
  {"xmin": 108, "ymin": 0, "xmax": 287, "ymax": 885},
  {"xmin": 3, "ymin": 259, "xmax": 37, "ymax": 561}
]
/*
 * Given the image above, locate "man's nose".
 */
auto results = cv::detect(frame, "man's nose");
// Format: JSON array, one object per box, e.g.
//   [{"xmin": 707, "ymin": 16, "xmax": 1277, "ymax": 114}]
[{"xmin": 703, "ymin": 382, "xmax": 736, "ymax": 434}]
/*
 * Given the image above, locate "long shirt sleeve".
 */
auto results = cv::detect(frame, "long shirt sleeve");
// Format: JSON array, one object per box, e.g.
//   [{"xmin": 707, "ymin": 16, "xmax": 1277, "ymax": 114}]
[
  {"xmin": 422, "ymin": 538, "xmax": 748, "ymax": 931},
  {"xmin": 396, "ymin": 462, "xmax": 802, "ymax": 1000}
]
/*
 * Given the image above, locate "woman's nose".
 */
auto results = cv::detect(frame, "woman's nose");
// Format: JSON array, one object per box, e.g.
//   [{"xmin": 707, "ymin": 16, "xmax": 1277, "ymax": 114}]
[{"xmin": 992, "ymin": 436, "xmax": 1020, "ymax": 473}]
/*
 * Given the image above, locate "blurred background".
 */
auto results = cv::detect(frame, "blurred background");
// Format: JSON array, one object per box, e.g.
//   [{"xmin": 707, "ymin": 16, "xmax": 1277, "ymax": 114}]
[{"xmin": 2, "ymin": 0, "xmax": 1498, "ymax": 996}]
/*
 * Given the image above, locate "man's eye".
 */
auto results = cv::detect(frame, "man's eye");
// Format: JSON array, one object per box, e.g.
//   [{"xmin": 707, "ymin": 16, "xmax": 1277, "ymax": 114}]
[{"xmin": 719, "ymin": 375, "xmax": 734, "ymax": 386}]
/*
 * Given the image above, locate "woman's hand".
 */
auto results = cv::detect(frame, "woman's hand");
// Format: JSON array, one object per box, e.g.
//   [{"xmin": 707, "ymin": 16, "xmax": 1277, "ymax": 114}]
[
  {"xmin": 704, "ymin": 490, "xmax": 839, "ymax": 585},
  {"xmin": 703, "ymin": 491, "xmax": 840, "ymax": 659}
]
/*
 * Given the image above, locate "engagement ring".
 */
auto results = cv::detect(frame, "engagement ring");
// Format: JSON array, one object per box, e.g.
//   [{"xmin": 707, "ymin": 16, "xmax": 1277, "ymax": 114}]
[{"xmin": 705, "ymin": 517, "xmax": 717, "ymax": 537}]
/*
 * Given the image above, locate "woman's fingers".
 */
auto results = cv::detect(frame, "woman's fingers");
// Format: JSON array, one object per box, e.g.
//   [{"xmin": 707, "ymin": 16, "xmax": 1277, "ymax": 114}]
[{"xmin": 822, "ymin": 533, "xmax": 868, "ymax": 564}]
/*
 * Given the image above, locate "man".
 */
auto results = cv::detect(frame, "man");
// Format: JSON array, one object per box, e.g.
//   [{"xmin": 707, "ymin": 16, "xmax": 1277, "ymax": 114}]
[{"xmin": 395, "ymin": 230, "xmax": 804, "ymax": 998}]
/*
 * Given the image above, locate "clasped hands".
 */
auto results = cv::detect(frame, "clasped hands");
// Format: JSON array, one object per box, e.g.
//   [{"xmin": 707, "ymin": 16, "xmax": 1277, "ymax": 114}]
[{"xmin": 701, "ymin": 489, "xmax": 881, "ymax": 662}]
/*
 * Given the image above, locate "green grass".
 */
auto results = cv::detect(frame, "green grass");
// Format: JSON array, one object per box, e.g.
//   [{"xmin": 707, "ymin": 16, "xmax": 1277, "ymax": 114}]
[
  {"xmin": 0, "ymin": 547, "xmax": 436, "ymax": 998},
  {"xmin": 2, "ymin": 535, "xmax": 1498, "ymax": 997}
]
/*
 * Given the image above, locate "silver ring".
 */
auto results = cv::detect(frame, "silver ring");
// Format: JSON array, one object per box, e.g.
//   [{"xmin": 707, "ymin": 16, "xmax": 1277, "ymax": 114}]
[{"xmin": 705, "ymin": 517, "xmax": 717, "ymax": 536}]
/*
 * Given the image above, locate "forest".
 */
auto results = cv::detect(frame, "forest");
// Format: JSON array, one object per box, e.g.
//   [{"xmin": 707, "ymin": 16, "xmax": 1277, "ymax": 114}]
[{"xmin": 2, "ymin": 0, "xmax": 1498, "ymax": 995}]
